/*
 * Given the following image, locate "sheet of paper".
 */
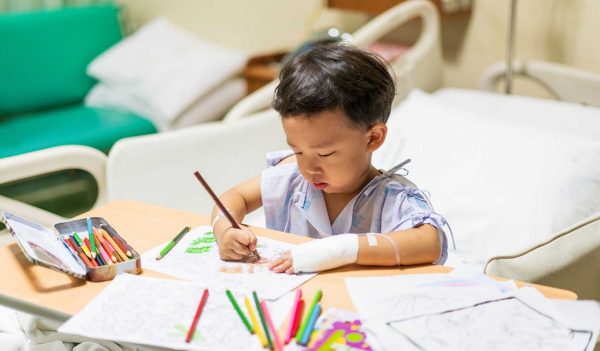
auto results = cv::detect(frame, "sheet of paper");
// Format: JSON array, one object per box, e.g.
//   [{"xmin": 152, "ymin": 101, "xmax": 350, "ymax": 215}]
[
  {"xmin": 345, "ymin": 273, "xmax": 597, "ymax": 351},
  {"xmin": 58, "ymin": 274, "xmax": 262, "ymax": 351},
  {"xmin": 142, "ymin": 226, "xmax": 315, "ymax": 300}
]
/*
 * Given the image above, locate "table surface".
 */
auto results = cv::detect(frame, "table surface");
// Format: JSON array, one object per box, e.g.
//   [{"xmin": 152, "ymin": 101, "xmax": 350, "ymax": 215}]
[{"xmin": 0, "ymin": 200, "xmax": 577, "ymax": 321}]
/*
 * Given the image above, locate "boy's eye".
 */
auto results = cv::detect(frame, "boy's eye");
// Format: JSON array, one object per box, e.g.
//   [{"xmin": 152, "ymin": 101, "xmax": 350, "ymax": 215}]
[
  {"xmin": 294, "ymin": 152, "xmax": 303, "ymax": 155},
  {"xmin": 318, "ymin": 151, "xmax": 335, "ymax": 157}
]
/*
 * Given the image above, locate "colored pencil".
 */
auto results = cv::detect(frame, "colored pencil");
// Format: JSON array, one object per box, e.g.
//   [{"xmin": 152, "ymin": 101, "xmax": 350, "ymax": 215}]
[
  {"xmin": 101, "ymin": 229, "xmax": 128, "ymax": 261},
  {"xmin": 225, "ymin": 290, "xmax": 253, "ymax": 334},
  {"xmin": 245, "ymin": 296, "xmax": 267, "ymax": 347},
  {"xmin": 292, "ymin": 300, "xmax": 305, "ymax": 340},
  {"xmin": 64, "ymin": 237, "xmax": 94, "ymax": 268},
  {"xmin": 97, "ymin": 243, "xmax": 112, "ymax": 265},
  {"xmin": 86, "ymin": 218, "xmax": 97, "ymax": 259},
  {"xmin": 186, "ymin": 288, "xmax": 209, "ymax": 343},
  {"xmin": 261, "ymin": 300, "xmax": 283, "ymax": 351},
  {"xmin": 297, "ymin": 289, "xmax": 322, "ymax": 341},
  {"xmin": 252, "ymin": 291, "xmax": 272, "ymax": 349},
  {"xmin": 68, "ymin": 236, "xmax": 96, "ymax": 268},
  {"xmin": 94, "ymin": 228, "xmax": 117, "ymax": 263},
  {"xmin": 193, "ymin": 170, "xmax": 260, "ymax": 261},
  {"xmin": 100, "ymin": 225, "xmax": 132, "ymax": 257},
  {"xmin": 72, "ymin": 232, "xmax": 92, "ymax": 259},
  {"xmin": 156, "ymin": 226, "xmax": 191, "ymax": 260},
  {"xmin": 299, "ymin": 303, "xmax": 321, "ymax": 346},
  {"xmin": 285, "ymin": 289, "xmax": 303, "ymax": 344}
]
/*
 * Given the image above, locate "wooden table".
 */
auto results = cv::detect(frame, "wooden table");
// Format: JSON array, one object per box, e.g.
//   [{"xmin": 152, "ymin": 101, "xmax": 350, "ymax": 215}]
[{"xmin": 0, "ymin": 200, "xmax": 576, "ymax": 324}]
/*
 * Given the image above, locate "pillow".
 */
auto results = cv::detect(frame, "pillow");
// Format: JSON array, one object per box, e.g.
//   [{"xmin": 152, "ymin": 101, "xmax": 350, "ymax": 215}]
[
  {"xmin": 87, "ymin": 18, "xmax": 247, "ymax": 123},
  {"xmin": 86, "ymin": 78, "xmax": 246, "ymax": 131},
  {"xmin": 373, "ymin": 90, "xmax": 600, "ymax": 265}
]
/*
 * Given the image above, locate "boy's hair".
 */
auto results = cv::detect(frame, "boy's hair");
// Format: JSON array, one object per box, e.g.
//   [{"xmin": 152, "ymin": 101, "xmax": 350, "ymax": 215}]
[{"xmin": 272, "ymin": 43, "xmax": 395, "ymax": 128}]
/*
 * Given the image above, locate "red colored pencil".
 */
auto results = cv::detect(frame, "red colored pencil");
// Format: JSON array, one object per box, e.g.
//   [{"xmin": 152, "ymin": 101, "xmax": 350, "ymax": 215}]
[
  {"xmin": 186, "ymin": 288, "xmax": 209, "ymax": 343},
  {"xmin": 285, "ymin": 289, "xmax": 303, "ymax": 344},
  {"xmin": 291, "ymin": 300, "xmax": 305, "ymax": 339}
]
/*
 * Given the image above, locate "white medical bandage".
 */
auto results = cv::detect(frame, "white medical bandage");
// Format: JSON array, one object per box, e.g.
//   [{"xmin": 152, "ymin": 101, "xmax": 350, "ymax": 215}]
[{"xmin": 291, "ymin": 234, "xmax": 359, "ymax": 273}]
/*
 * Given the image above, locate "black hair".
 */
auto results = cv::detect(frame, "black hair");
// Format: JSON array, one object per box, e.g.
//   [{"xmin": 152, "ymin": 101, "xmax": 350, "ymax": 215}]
[{"xmin": 272, "ymin": 43, "xmax": 395, "ymax": 128}]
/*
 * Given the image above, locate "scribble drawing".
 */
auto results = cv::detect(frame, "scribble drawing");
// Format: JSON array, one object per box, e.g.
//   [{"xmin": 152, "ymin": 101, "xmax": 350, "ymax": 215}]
[
  {"xmin": 185, "ymin": 231, "xmax": 216, "ymax": 254},
  {"xmin": 387, "ymin": 297, "xmax": 593, "ymax": 351},
  {"xmin": 82, "ymin": 277, "xmax": 253, "ymax": 349},
  {"xmin": 142, "ymin": 226, "xmax": 315, "ymax": 299}
]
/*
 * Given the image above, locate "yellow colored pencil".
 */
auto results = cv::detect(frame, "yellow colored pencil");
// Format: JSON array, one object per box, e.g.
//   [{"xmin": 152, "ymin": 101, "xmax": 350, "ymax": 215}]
[{"xmin": 245, "ymin": 296, "xmax": 267, "ymax": 347}]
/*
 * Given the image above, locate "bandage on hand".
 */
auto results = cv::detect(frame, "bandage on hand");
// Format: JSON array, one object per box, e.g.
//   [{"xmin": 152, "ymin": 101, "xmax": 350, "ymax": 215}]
[{"xmin": 291, "ymin": 234, "xmax": 359, "ymax": 273}]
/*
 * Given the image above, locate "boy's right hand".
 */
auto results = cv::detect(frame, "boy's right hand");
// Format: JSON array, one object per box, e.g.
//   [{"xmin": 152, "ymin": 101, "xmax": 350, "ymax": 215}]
[{"xmin": 218, "ymin": 226, "xmax": 258, "ymax": 261}]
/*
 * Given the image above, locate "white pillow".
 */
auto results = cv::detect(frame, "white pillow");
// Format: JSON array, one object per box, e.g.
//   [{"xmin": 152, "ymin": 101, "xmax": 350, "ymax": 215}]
[
  {"xmin": 373, "ymin": 90, "xmax": 600, "ymax": 264},
  {"xmin": 87, "ymin": 18, "xmax": 247, "ymax": 123}
]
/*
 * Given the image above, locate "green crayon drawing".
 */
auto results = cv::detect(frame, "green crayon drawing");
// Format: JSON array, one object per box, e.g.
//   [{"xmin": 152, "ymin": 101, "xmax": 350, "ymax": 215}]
[
  {"xmin": 185, "ymin": 231, "xmax": 216, "ymax": 254},
  {"xmin": 173, "ymin": 323, "xmax": 203, "ymax": 341}
]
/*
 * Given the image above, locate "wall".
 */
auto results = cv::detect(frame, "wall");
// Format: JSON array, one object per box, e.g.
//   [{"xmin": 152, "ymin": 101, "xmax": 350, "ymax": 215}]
[
  {"xmin": 441, "ymin": 0, "xmax": 600, "ymax": 96},
  {"xmin": 115, "ymin": 0, "xmax": 367, "ymax": 54},
  {"xmin": 116, "ymin": 0, "xmax": 599, "ymax": 96}
]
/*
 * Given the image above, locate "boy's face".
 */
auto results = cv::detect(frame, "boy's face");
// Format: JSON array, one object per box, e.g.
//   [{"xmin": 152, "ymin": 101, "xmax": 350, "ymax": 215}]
[{"xmin": 282, "ymin": 109, "xmax": 386, "ymax": 195}]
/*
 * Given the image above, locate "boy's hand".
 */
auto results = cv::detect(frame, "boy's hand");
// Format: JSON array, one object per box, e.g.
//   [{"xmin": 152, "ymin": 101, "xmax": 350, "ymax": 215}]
[
  {"xmin": 269, "ymin": 250, "xmax": 295, "ymax": 274},
  {"xmin": 218, "ymin": 227, "xmax": 257, "ymax": 261}
]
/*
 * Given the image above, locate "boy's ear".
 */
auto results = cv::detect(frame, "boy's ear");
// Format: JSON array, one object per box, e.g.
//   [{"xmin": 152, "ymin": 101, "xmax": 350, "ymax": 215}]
[{"xmin": 366, "ymin": 123, "xmax": 387, "ymax": 151}]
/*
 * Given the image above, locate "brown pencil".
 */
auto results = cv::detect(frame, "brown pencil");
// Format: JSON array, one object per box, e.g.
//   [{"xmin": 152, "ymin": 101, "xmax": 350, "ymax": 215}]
[{"xmin": 193, "ymin": 171, "xmax": 260, "ymax": 261}]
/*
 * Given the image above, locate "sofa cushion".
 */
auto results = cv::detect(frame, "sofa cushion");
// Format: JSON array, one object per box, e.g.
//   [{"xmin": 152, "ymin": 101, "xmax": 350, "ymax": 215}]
[
  {"xmin": 0, "ymin": 4, "xmax": 122, "ymax": 117},
  {"xmin": 0, "ymin": 105, "xmax": 157, "ymax": 158}
]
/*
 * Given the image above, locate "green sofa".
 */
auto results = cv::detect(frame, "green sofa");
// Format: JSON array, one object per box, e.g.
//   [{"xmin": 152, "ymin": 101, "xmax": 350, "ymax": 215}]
[{"xmin": 0, "ymin": 3, "xmax": 157, "ymax": 158}]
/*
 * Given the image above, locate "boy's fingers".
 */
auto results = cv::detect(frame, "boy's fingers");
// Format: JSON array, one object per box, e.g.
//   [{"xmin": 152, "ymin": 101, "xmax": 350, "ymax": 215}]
[{"xmin": 230, "ymin": 240, "xmax": 251, "ymax": 257}]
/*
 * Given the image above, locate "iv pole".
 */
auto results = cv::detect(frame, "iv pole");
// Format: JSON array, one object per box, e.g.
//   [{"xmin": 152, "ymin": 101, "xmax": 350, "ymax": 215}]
[{"xmin": 505, "ymin": 0, "xmax": 518, "ymax": 94}]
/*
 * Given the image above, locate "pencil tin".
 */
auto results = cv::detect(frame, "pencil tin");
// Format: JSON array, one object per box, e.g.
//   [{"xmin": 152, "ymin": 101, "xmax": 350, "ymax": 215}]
[{"xmin": 1, "ymin": 211, "xmax": 142, "ymax": 282}]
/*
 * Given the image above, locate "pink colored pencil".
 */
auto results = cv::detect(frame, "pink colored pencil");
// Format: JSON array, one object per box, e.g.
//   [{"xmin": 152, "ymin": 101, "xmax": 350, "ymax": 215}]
[
  {"xmin": 285, "ymin": 289, "xmax": 303, "ymax": 344},
  {"xmin": 97, "ymin": 243, "xmax": 112, "ymax": 265},
  {"xmin": 260, "ymin": 300, "xmax": 283, "ymax": 351}
]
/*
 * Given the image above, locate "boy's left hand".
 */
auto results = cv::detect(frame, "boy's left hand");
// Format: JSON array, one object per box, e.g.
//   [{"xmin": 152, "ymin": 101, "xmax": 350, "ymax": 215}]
[{"xmin": 269, "ymin": 250, "xmax": 295, "ymax": 274}]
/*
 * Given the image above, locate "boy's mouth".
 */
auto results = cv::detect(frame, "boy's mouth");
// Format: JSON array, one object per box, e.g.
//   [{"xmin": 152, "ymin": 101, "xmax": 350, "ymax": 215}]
[{"xmin": 313, "ymin": 182, "xmax": 328, "ymax": 190}]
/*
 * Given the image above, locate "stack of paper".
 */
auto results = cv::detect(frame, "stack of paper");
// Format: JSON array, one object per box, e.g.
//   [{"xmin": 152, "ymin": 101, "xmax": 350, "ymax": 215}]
[{"xmin": 345, "ymin": 270, "xmax": 600, "ymax": 351}]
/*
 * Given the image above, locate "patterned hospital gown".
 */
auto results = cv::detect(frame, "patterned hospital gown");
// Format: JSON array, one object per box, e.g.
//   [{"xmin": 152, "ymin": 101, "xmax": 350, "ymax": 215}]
[{"xmin": 260, "ymin": 150, "xmax": 449, "ymax": 264}]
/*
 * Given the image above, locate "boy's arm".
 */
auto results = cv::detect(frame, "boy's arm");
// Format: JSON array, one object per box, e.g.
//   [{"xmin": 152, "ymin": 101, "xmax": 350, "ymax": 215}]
[
  {"xmin": 355, "ymin": 224, "xmax": 441, "ymax": 266},
  {"xmin": 212, "ymin": 175, "xmax": 262, "ymax": 260},
  {"xmin": 270, "ymin": 224, "xmax": 442, "ymax": 273}
]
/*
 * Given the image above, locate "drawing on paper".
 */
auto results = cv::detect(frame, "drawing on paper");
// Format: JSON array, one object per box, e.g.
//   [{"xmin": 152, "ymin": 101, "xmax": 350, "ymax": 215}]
[
  {"xmin": 185, "ymin": 231, "xmax": 217, "ymax": 254},
  {"xmin": 387, "ymin": 296, "xmax": 594, "ymax": 351},
  {"xmin": 141, "ymin": 226, "xmax": 315, "ymax": 300},
  {"xmin": 59, "ymin": 274, "xmax": 259, "ymax": 350}
]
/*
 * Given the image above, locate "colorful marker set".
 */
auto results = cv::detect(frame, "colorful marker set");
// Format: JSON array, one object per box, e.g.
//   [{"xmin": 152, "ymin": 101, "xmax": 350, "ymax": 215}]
[
  {"xmin": 225, "ymin": 288, "xmax": 322, "ymax": 350},
  {"xmin": 63, "ymin": 218, "xmax": 134, "ymax": 269}
]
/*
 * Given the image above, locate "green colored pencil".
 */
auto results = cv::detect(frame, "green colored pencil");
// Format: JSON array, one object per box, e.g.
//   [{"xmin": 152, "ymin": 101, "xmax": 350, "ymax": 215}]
[
  {"xmin": 156, "ymin": 226, "xmax": 191, "ymax": 260},
  {"xmin": 252, "ymin": 291, "xmax": 272, "ymax": 349},
  {"xmin": 296, "ymin": 289, "xmax": 322, "ymax": 340},
  {"xmin": 226, "ymin": 289, "xmax": 253, "ymax": 334},
  {"xmin": 86, "ymin": 218, "xmax": 97, "ymax": 258}
]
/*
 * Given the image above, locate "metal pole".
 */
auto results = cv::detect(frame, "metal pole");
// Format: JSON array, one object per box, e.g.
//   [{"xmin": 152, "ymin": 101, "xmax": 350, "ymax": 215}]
[{"xmin": 505, "ymin": 0, "xmax": 518, "ymax": 94}]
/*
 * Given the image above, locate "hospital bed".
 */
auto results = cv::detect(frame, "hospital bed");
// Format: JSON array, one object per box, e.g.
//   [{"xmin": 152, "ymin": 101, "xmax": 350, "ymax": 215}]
[{"xmin": 1, "ymin": 0, "xmax": 600, "ymax": 302}]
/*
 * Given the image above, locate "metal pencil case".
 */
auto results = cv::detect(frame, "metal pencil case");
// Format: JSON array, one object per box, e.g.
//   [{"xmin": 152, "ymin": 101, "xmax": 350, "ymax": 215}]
[{"xmin": 1, "ymin": 211, "xmax": 142, "ymax": 282}]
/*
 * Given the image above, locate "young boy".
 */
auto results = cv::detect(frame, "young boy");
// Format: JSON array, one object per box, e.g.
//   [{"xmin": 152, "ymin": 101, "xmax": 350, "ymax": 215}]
[{"xmin": 211, "ymin": 43, "xmax": 449, "ymax": 273}]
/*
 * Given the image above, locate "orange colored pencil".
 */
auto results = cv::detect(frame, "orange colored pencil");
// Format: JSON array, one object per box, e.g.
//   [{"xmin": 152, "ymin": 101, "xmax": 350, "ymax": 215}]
[
  {"xmin": 66, "ymin": 237, "xmax": 94, "ymax": 268},
  {"xmin": 100, "ymin": 229, "xmax": 128, "ymax": 261},
  {"xmin": 94, "ymin": 228, "xmax": 117, "ymax": 263},
  {"xmin": 101, "ymin": 226, "xmax": 132, "ymax": 258}
]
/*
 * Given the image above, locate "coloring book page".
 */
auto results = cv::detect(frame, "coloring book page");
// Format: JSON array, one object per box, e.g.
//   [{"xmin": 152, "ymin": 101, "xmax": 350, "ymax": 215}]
[
  {"xmin": 345, "ymin": 274, "xmax": 597, "ymax": 351},
  {"xmin": 141, "ymin": 226, "xmax": 315, "ymax": 300},
  {"xmin": 58, "ymin": 274, "xmax": 262, "ymax": 351}
]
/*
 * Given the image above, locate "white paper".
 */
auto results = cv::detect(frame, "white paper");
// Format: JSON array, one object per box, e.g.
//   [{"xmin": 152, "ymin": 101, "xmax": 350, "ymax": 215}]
[
  {"xmin": 346, "ymin": 273, "xmax": 597, "ymax": 351},
  {"xmin": 58, "ymin": 274, "xmax": 262, "ymax": 350},
  {"xmin": 142, "ymin": 226, "xmax": 316, "ymax": 300}
]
